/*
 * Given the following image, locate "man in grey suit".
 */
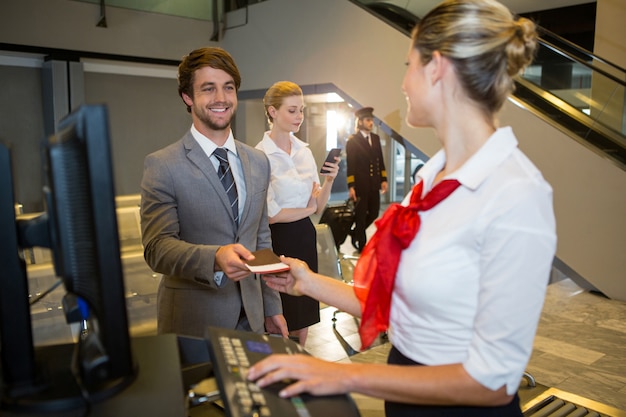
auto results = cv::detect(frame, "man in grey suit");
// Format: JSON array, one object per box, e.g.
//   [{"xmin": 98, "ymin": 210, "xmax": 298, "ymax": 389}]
[{"xmin": 140, "ymin": 47, "xmax": 288, "ymax": 338}]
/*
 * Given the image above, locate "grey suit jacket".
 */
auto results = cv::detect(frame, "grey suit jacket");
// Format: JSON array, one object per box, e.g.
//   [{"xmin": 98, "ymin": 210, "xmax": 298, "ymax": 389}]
[{"xmin": 140, "ymin": 132, "xmax": 282, "ymax": 338}]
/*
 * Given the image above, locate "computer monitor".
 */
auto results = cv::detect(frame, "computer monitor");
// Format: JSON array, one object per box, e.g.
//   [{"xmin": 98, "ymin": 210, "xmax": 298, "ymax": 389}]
[{"xmin": 0, "ymin": 104, "xmax": 136, "ymax": 412}]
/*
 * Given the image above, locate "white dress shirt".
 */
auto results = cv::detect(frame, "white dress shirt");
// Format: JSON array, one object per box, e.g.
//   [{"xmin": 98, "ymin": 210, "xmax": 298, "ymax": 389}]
[
  {"xmin": 255, "ymin": 132, "xmax": 320, "ymax": 218},
  {"xmin": 190, "ymin": 124, "xmax": 247, "ymax": 220},
  {"xmin": 389, "ymin": 127, "xmax": 557, "ymax": 395},
  {"xmin": 359, "ymin": 130, "xmax": 371, "ymax": 146}
]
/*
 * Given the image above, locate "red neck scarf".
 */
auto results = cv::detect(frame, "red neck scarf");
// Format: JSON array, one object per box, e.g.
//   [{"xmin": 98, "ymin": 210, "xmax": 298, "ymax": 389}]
[{"xmin": 353, "ymin": 179, "xmax": 461, "ymax": 349}]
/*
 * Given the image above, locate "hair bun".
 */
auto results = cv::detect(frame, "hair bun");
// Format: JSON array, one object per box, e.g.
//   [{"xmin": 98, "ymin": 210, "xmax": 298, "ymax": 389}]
[{"xmin": 506, "ymin": 17, "xmax": 537, "ymax": 76}]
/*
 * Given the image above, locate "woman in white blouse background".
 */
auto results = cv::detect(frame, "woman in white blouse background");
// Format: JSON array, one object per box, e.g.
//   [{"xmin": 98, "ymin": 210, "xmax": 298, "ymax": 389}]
[{"xmin": 255, "ymin": 81, "xmax": 340, "ymax": 346}]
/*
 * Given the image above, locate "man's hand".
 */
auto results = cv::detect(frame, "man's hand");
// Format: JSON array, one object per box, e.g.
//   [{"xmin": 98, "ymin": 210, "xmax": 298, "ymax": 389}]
[
  {"xmin": 215, "ymin": 243, "xmax": 254, "ymax": 281},
  {"xmin": 265, "ymin": 314, "xmax": 288, "ymax": 337},
  {"xmin": 380, "ymin": 181, "xmax": 388, "ymax": 194}
]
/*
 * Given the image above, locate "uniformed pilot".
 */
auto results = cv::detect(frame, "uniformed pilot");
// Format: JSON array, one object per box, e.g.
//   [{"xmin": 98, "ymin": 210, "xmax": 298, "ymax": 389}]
[{"xmin": 346, "ymin": 106, "xmax": 387, "ymax": 252}]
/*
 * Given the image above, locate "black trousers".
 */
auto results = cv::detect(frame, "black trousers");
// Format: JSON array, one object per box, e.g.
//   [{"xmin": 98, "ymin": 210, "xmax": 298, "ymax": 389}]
[
  {"xmin": 385, "ymin": 346, "xmax": 523, "ymax": 417},
  {"xmin": 353, "ymin": 182, "xmax": 380, "ymax": 250}
]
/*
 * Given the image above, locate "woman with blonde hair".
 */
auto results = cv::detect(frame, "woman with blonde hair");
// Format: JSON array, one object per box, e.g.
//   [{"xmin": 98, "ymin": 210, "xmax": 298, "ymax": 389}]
[
  {"xmin": 248, "ymin": 1, "xmax": 556, "ymax": 415},
  {"xmin": 255, "ymin": 81, "xmax": 340, "ymax": 346}
]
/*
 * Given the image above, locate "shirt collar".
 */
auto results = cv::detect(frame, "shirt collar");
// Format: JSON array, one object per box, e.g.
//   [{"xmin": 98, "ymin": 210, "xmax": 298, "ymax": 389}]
[
  {"xmin": 260, "ymin": 131, "xmax": 309, "ymax": 155},
  {"xmin": 190, "ymin": 124, "xmax": 237, "ymax": 157},
  {"xmin": 417, "ymin": 127, "xmax": 518, "ymax": 192}
]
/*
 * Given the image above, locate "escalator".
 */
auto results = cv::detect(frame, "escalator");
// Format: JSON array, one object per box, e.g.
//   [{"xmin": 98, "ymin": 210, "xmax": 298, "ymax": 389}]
[{"xmin": 359, "ymin": 1, "xmax": 626, "ymax": 169}]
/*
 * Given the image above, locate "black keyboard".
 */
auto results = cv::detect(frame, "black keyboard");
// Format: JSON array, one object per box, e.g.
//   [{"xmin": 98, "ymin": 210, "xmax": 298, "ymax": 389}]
[{"xmin": 205, "ymin": 326, "xmax": 361, "ymax": 417}]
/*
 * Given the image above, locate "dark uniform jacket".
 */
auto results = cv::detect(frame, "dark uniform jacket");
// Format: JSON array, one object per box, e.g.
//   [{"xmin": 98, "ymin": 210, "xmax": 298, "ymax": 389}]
[{"xmin": 346, "ymin": 131, "xmax": 387, "ymax": 193}]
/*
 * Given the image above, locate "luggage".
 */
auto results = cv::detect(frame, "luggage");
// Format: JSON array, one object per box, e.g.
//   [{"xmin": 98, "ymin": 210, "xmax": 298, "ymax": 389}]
[{"xmin": 319, "ymin": 199, "xmax": 356, "ymax": 250}]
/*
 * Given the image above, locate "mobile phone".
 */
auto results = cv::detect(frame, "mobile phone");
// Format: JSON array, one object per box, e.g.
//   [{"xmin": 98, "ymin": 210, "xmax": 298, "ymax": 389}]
[{"xmin": 320, "ymin": 148, "xmax": 341, "ymax": 174}]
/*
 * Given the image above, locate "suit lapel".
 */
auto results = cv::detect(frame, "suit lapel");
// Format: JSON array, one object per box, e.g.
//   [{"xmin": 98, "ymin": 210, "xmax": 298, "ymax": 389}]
[
  {"xmin": 183, "ymin": 134, "xmax": 236, "ymax": 226},
  {"xmin": 235, "ymin": 141, "xmax": 252, "ymax": 226}
]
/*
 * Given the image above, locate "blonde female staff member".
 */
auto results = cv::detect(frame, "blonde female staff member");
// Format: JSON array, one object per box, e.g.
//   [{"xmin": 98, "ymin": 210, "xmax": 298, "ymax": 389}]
[
  {"xmin": 255, "ymin": 81, "xmax": 339, "ymax": 346},
  {"xmin": 248, "ymin": 1, "xmax": 557, "ymax": 416}
]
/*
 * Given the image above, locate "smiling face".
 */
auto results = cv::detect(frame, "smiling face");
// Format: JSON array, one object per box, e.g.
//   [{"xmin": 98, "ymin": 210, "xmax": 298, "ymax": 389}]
[
  {"xmin": 269, "ymin": 94, "xmax": 304, "ymax": 134},
  {"xmin": 182, "ymin": 66, "xmax": 238, "ymax": 141}
]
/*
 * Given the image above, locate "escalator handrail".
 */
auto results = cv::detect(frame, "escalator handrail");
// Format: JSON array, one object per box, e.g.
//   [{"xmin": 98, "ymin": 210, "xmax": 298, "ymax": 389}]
[
  {"xmin": 537, "ymin": 38, "xmax": 626, "ymax": 87},
  {"xmin": 535, "ymin": 26, "xmax": 626, "ymax": 87}
]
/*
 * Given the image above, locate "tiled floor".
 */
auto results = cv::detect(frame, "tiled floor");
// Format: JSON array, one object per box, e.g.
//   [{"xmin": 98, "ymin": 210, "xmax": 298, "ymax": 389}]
[
  {"xmin": 303, "ymin": 230, "xmax": 626, "ymax": 416},
  {"xmin": 526, "ymin": 279, "xmax": 626, "ymax": 412}
]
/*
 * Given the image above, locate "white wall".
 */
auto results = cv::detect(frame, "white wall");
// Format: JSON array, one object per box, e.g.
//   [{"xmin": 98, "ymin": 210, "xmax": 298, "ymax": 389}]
[
  {"xmin": 222, "ymin": 0, "xmax": 626, "ymax": 300},
  {"xmin": 594, "ymin": 0, "xmax": 626, "ymax": 68},
  {"xmin": 222, "ymin": 0, "xmax": 441, "ymax": 156}
]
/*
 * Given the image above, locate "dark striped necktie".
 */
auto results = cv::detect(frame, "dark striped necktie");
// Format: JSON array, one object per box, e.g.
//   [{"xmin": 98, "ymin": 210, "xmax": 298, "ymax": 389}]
[{"xmin": 213, "ymin": 148, "xmax": 239, "ymax": 226}]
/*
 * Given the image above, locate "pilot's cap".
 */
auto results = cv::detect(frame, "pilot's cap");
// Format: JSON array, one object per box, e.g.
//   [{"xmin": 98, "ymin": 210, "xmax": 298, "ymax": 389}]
[{"xmin": 354, "ymin": 107, "xmax": 374, "ymax": 119}]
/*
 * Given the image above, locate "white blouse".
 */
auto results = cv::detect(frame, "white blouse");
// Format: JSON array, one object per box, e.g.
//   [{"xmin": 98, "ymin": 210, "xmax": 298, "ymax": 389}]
[
  {"xmin": 255, "ymin": 132, "xmax": 320, "ymax": 218},
  {"xmin": 390, "ymin": 127, "xmax": 557, "ymax": 395}
]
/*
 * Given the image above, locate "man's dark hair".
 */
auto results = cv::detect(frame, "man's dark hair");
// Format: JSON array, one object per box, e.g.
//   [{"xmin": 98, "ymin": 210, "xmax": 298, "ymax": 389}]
[{"xmin": 177, "ymin": 47, "xmax": 242, "ymax": 113}]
